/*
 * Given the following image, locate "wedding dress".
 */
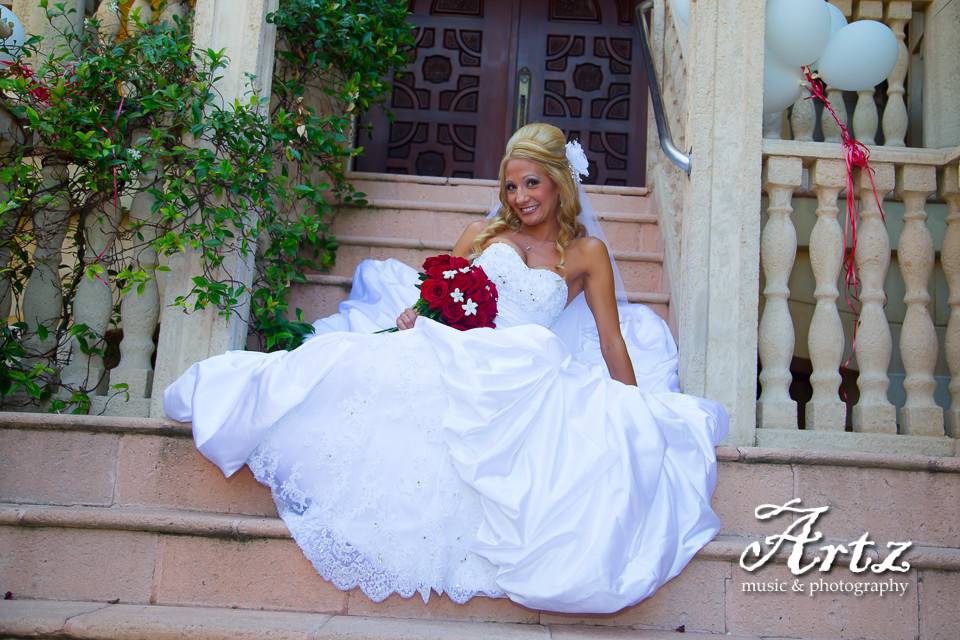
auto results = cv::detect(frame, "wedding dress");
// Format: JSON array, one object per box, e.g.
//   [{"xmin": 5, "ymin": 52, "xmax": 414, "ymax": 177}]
[{"xmin": 163, "ymin": 240, "xmax": 729, "ymax": 614}]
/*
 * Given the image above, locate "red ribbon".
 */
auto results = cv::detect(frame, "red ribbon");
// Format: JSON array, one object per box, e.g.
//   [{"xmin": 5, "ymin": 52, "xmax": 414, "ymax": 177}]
[{"xmin": 800, "ymin": 67, "xmax": 887, "ymax": 395}]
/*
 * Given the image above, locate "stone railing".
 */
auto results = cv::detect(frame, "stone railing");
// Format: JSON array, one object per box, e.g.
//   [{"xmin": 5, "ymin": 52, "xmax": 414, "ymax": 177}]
[
  {"xmin": 752, "ymin": 0, "xmax": 959, "ymax": 458},
  {"xmin": 757, "ymin": 140, "xmax": 960, "ymax": 456},
  {"xmin": 643, "ymin": 0, "xmax": 689, "ymax": 334},
  {"xmin": 0, "ymin": 1, "xmax": 192, "ymax": 416},
  {"xmin": 0, "ymin": 0, "xmax": 275, "ymax": 418},
  {"xmin": 766, "ymin": 0, "xmax": 953, "ymax": 150}
]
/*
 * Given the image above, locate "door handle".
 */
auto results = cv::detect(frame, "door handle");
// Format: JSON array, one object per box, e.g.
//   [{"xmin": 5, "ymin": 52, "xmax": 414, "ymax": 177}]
[{"xmin": 515, "ymin": 66, "xmax": 531, "ymax": 130}]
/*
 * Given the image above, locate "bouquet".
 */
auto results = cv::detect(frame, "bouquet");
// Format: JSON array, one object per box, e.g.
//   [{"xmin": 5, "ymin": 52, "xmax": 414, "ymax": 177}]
[{"xmin": 378, "ymin": 254, "xmax": 498, "ymax": 332}]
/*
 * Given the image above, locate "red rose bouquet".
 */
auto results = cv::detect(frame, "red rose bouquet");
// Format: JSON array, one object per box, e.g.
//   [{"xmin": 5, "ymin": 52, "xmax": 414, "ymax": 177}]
[{"xmin": 378, "ymin": 254, "xmax": 499, "ymax": 332}]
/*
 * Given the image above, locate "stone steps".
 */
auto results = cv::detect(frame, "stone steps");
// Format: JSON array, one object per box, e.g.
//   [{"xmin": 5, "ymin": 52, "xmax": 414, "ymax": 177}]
[
  {"xmin": 0, "ymin": 599, "xmax": 762, "ymax": 640},
  {"xmin": 289, "ymin": 172, "xmax": 670, "ymax": 324},
  {"xmin": 2, "ymin": 412, "xmax": 959, "ymax": 638}
]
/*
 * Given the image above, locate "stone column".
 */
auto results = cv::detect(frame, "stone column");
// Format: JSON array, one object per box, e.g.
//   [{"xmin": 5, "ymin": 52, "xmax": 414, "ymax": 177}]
[
  {"xmin": 922, "ymin": 0, "xmax": 960, "ymax": 147},
  {"xmin": 109, "ymin": 172, "xmax": 161, "ymax": 412},
  {"xmin": 806, "ymin": 159, "xmax": 848, "ymax": 429},
  {"xmin": 852, "ymin": 162, "xmax": 896, "ymax": 432},
  {"xmin": 851, "ymin": 2, "xmax": 884, "ymax": 145},
  {"xmin": 942, "ymin": 164, "xmax": 960, "ymax": 437},
  {"xmin": 678, "ymin": 0, "xmax": 765, "ymax": 446},
  {"xmin": 758, "ymin": 156, "xmax": 802, "ymax": 429},
  {"xmin": 150, "ymin": 0, "xmax": 279, "ymax": 419},
  {"xmin": 59, "ymin": 202, "xmax": 121, "ymax": 395},
  {"xmin": 789, "ymin": 95, "xmax": 816, "ymax": 142},
  {"xmin": 21, "ymin": 162, "xmax": 70, "ymax": 359},
  {"xmin": 821, "ymin": 87, "xmax": 848, "ymax": 143},
  {"xmin": 11, "ymin": 0, "xmax": 85, "ymax": 55},
  {"xmin": 881, "ymin": 1, "xmax": 911, "ymax": 147},
  {"xmin": 895, "ymin": 164, "xmax": 943, "ymax": 435}
]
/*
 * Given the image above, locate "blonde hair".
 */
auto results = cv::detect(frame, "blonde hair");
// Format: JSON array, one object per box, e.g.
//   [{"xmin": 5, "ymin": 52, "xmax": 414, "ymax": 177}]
[{"xmin": 471, "ymin": 122, "xmax": 585, "ymax": 272}]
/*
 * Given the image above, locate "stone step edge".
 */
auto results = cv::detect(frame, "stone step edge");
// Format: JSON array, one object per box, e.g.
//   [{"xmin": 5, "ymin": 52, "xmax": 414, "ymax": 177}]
[
  {"xmin": 339, "ymin": 197, "xmax": 658, "ymax": 224},
  {"xmin": 2, "ymin": 412, "xmax": 958, "ymax": 474},
  {"xmin": 331, "ymin": 235, "xmax": 664, "ymax": 264},
  {"xmin": 345, "ymin": 170, "xmax": 652, "ymax": 197},
  {"xmin": 300, "ymin": 274, "xmax": 672, "ymax": 306},
  {"xmin": 0, "ymin": 599, "xmax": 751, "ymax": 640},
  {"xmin": 3, "ymin": 502, "xmax": 958, "ymax": 572}
]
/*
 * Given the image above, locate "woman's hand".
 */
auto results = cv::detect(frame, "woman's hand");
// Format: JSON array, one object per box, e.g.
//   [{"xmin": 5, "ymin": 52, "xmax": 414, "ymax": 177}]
[{"xmin": 396, "ymin": 306, "xmax": 419, "ymax": 330}]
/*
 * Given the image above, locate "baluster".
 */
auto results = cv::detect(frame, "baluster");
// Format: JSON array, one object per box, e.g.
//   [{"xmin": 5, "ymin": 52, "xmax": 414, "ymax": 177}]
[
  {"xmin": 59, "ymin": 202, "xmax": 121, "ymax": 393},
  {"xmin": 852, "ymin": 162, "xmax": 896, "ymax": 432},
  {"xmin": 758, "ymin": 157, "xmax": 802, "ymax": 428},
  {"xmin": 942, "ymin": 164, "xmax": 960, "ymax": 437},
  {"xmin": 93, "ymin": 0, "xmax": 121, "ymax": 41},
  {"xmin": 895, "ymin": 165, "xmax": 942, "ymax": 435},
  {"xmin": 0, "ymin": 109, "xmax": 17, "ymax": 318},
  {"xmin": 806, "ymin": 160, "xmax": 848, "ymax": 428},
  {"xmin": 110, "ymin": 172, "xmax": 160, "ymax": 402},
  {"xmin": 763, "ymin": 111, "xmax": 784, "ymax": 140},
  {"xmin": 21, "ymin": 162, "xmax": 71, "ymax": 358},
  {"xmin": 853, "ymin": 90, "xmax": 878, "ymax": 144},
  {"xmin": 159, "ymin": 0, "xmax": 188, "ymax": 24},
  {"xmin": 852, "ymin": 1, "xmax": 884, "ymax": 145},
  {"xmin": 790, "ymin": 95, "xmax": 816, "ymax": 141},
  {"xmin": 821, "ymin": 87, "xmax": 848, "ymax": 143},
  {"xmin": 127, "ymin": 0, "xmax": 153, "ymax": 31},
  {"xmin": 881, "ymin": 2, "xmax": 911, "ymax": 147}
]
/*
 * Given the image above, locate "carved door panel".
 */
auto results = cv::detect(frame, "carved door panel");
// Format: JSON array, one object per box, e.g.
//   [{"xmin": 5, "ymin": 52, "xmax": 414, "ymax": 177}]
[
  {"xmin": 355, "ymin": 0, "xmax": 647, "ymax": 186},
  {"xmin": 516, "ymin": 0, "xmax": 647, "ymax": 186},
  {"xmin": 353, "ymin": 0, "xmax": 515, "ymax": 179}
]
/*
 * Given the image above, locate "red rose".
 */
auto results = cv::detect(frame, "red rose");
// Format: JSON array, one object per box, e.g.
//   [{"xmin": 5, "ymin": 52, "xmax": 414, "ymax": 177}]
[
  {"xmin": 442, "ymin": 298, "xmax": 465, "ymax": 323},
  {"xmin": 419, "ymin": 278, "xmax": 449, "ymax": 308},
  {"xmin": 450, "ymin": 256, "xmax": 470, "ymax": 270},
  {"xmin": 422, "ymin": 255, "xmax": 453, "ymax": 273}
]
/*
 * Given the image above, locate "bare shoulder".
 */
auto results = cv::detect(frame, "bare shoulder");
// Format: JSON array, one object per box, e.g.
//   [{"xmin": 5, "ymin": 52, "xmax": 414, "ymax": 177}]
[
  {"xmin": 567, "ymin": 236, "xmax": 610, "ymax": 266},
  {"xmin": 452, "ymin": 219, "xmax": 491, "ymax": 258}
]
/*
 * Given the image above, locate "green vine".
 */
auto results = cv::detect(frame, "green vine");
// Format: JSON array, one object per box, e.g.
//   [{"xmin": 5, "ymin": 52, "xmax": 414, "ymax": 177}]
[{"xmin": 0, "ymin": 0, "xmax": 414, "ymax": 412}]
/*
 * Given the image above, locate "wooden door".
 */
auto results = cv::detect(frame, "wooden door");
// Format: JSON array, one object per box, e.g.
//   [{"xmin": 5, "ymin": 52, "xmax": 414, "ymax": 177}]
[
  {"xmin": 353, "ymin": 0, "xmax": 516, "ymax": 179},
  {"xmin": 516, "ymin": 0, "xmax": 647, "ymax": 186},
  {"xmin": 355, "ymin": 0, "xmax": 648, "ymax": 186}
]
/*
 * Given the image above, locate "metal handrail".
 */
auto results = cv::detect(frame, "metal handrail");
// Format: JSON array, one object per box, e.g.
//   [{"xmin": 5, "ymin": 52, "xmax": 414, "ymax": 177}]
[{"xmin": 635, "ymin": 0, "xmax": 691, "ymax": 176}]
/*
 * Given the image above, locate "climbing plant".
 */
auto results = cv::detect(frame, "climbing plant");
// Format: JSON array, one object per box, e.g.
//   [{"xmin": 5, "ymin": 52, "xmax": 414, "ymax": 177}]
[{"xmin": 0, "ymin": 0, "xmax": 414, "ymax": 411}]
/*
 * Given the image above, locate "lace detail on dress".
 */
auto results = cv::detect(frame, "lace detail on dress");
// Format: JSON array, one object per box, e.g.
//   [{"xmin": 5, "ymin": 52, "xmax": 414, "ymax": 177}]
[
  {"xmin": 245, "ymin": 332, "xmax": 506, "ymax": 605},
  {"xmin": 472, "ymin": 242, "xmax": 568, "ymax": 329}
]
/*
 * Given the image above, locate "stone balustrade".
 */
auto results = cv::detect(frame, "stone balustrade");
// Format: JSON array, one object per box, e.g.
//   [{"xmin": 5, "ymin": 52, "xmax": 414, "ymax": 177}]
[
  {"xmin": 757, "ymin": 140, "xmax": 960, "ymax": 455},
  {"xmin": 0, "ymin": 0, "xmax": 197, "ymax": 417}
]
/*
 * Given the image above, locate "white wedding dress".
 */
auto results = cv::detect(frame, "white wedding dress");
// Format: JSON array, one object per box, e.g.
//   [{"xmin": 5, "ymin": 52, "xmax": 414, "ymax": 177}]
[{"xmin": 163, "ymin": 241, "xmax": 729, "ymax": 614}]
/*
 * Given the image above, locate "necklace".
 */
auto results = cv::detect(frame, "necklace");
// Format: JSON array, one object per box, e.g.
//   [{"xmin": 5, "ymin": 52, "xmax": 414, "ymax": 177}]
[{"xmin": 517, "ymin": 233, "xmax": 557, "ymax": 253}]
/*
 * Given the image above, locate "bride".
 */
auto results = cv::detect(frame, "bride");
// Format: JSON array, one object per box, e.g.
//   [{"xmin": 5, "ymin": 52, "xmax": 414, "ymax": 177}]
[{"xmin": 163, "ymin": 122, "xmax": 729, "ymax": 614}]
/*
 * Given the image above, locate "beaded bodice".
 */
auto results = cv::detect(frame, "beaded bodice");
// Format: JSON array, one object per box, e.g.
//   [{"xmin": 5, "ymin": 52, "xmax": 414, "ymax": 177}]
[{"xmin": 471, "ymin": 242, "xmax": 569, "ymax": 329}]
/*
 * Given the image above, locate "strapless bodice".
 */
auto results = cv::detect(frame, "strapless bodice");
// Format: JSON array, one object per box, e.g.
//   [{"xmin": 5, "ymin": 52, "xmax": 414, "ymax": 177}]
[{"xmin": 471, "ymin": 242, "xmax": 568, "ymax": 329}]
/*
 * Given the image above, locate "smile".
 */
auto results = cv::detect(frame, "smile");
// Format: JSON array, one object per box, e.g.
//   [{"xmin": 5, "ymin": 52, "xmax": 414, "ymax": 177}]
[{"xmin": 520, "ymin": 204, "xmax": 539, "ymax": 214}]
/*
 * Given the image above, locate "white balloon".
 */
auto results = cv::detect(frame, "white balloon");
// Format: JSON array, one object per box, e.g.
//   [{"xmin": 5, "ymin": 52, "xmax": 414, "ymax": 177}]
[
  {"xmin": 763, "ymin": 49, "xmax": 804, "ymax": 114},
  {"xmin": 816, "ymin": 20, "xmax": 899, "ymax": 91},
  {"xmin": 765, "ymin": 0, "xmax": 832, "ymax": 66},
  {"xmin": 0, "ymin": 6, "xmax": 26, "ymax": 63},
  {"xmin": 824, "ymin": 3, "xmax": 848, "ymax": 38}
]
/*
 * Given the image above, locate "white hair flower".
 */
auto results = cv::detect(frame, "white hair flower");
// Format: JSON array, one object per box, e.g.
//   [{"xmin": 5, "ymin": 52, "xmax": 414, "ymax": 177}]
[{"xmin": 565, "ymin": 139, "xmax": 590, "ymax": 184}]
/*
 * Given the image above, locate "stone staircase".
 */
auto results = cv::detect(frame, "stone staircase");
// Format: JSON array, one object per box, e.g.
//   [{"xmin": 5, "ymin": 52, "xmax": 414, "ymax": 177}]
[
  {"xmin": 2, "ymin": 173, "xmax": 959, "ymax": 638},
  {"xmin": 2, "ymin": 411, "xmax": 958, "ymax": 639},
  {"xmin": 287, "ymin": 172, "xmax": 672, "ymax": 328}
]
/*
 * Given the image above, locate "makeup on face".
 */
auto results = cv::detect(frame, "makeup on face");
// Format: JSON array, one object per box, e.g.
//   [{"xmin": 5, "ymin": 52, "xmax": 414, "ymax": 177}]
[{"xmin": 504, "ymin": 159, "xmax": 560, "ymax": 227}]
